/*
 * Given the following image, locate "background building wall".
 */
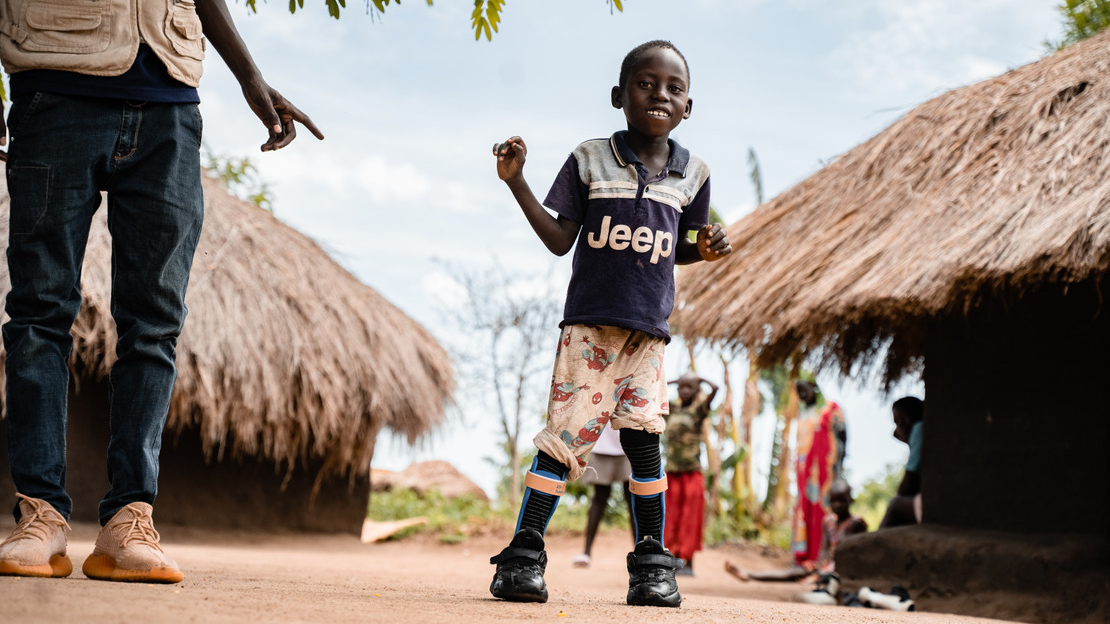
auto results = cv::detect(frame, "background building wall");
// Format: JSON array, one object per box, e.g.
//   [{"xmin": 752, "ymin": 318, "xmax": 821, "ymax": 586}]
[{"xmin": 923, "ymin": 279, "xmax": 1110, "ymax": 536}]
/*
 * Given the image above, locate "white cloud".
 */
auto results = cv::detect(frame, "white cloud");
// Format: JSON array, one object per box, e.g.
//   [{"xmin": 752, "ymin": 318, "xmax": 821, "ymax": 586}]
[
  {"xmin": 354, "ymin": 155, "xmax": 432, "ymax": 203},
  {"xmin": 249, "ymin": 149, "xmax": 432, "ymax": 205},
  {"xmin": 439, "ymin": 182, "xmax": 495, "ymax": 215},
  {"xmin": 826, "ymin": 0, "xmax": 1055, "ymax": 105},
  {"xmin": 959, "ymin": 55, "xmax": 1009, "ymax": 83},
  {"xmin": 420, "ymin": 270, "xmax": 468, "ymax": 307}
]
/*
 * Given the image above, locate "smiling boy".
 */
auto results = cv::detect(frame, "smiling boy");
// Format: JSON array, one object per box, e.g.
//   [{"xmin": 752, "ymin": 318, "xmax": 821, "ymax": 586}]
[{"xmin": 489, "ymin": 40, "xmax": 731, "ymax": 608}]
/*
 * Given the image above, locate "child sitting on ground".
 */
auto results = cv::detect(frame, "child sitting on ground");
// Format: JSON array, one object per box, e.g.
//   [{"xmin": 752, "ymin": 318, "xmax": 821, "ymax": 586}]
[
  {"xmin": 725, "ymin": 480, "xmax": 867, "ymax": 582},
  {"xmin": 488, "ymin": 40, "xmax": 732, "ymax": 608}
]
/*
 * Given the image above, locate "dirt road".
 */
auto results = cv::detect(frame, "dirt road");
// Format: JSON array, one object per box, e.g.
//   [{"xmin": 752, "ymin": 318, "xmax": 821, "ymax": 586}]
[{"xmin": 0, "ymin": 521, "xmax": 1016, "ymax": 624}]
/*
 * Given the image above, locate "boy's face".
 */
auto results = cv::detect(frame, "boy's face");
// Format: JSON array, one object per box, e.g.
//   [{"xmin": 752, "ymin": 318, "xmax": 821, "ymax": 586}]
[
  {"xmin": 795, "ymin": 382, "xmax": 816, "ymax": 405},
  {"xmin": 892, "ymin": 407, "xmax": 911, "ymax": 444},
  {"xmin": 677, "ymin": 377, "xmax": 699, "ymax": 402},
  {"xmin": 829, "ymin": 490, "xmax": 851, "ymax": 518},
  {"xmin": 612, "ymin": 47, "xmax": 692, "ymax": 139}
]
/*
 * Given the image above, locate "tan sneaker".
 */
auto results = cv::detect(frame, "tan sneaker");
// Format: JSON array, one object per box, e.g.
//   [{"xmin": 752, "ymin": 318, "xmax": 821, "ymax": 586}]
[
  {"xmin": 0, "ymin": 493, "xmax": 73, "ymax": 578},
  {"xmin": 81, "ymin": 502, "xmax": 183, "ymax": 583}
]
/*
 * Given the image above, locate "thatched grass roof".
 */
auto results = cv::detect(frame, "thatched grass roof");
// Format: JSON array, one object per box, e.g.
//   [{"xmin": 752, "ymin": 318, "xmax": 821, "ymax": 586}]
[
  {"xmin": 675, "ymin": 31, "xmax": 1110, "ymax": 381},
  {"xmin": 0, "ymin": 171, "xmax": 453, "ymax": 479}
]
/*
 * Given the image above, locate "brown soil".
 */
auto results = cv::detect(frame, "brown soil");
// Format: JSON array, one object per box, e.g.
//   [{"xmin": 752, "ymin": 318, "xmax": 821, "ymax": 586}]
[{"xmin": 0, "ymin": 522, "xmax": 1019, "ymax": 624}]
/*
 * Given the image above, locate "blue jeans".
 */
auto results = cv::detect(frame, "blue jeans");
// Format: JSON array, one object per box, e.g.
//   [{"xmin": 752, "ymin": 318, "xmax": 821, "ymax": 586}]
[{"xmin": 4, "ymin": 93, "xmax": 204, "ymax": 525}]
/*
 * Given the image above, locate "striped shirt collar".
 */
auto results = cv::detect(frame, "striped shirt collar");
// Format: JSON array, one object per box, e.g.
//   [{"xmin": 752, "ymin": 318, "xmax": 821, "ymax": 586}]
[{"xmin": 608, "ymin": 130, "xmax": 691, "ymax": 177}]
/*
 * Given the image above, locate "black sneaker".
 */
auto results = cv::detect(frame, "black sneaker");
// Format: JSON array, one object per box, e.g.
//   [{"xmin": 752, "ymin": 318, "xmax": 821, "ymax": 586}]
[
  {"xmin": 625, "ymin": 537, "xmax": 682, "ymax": 607},
  {"xmin": 489, "ymin": 529, "xmax": 549, "ymax": 603}
]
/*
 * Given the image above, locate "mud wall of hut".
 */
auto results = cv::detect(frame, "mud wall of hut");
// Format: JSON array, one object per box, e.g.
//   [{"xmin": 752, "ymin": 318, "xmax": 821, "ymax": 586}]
[
  {"xmin": 0, "ymin": 379, "xmax": 369, "ymax": 534},
  {"xmin": 922, "ymin": 279, "xmax": 1110, "ymax": 536}
]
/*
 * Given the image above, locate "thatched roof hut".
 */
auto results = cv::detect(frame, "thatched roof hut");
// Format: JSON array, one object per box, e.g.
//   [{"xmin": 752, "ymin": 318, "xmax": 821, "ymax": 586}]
[
  {"xmin": 0, "ymin": 170, "xmax": 454, "ymax": 531},
  {"xmin": 674, "ymin": 32, "xmax": 1110, "ymax": 624},
  {"xmin": 675, "ymin": 30, "xmax": 1110, "ymax": 382}
]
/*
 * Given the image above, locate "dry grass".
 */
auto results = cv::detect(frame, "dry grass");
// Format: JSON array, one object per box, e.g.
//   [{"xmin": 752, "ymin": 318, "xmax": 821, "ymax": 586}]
[
  {"xmin": 675, "ymin": 30, "xmax": 1110, "ymax": 382},
  {"xmin": 0, "ymin": 173, "xmax": 454, "ymax": 480}
]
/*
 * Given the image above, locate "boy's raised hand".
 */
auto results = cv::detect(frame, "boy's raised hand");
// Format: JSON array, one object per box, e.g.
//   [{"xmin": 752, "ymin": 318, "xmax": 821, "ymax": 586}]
[
  {"xmin": 697, "ymin": 223, "xmax": 732, "ymax": 262},
  {"xmin": 493, "ymin": 136, "xmax": 527, "ymax": 181}
]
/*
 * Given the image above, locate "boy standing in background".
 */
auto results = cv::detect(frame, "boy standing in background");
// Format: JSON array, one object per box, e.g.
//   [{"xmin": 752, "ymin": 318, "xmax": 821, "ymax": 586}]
[{"xmin": 663, "ymin": 372, "xmax": 718, "ymax": 576}]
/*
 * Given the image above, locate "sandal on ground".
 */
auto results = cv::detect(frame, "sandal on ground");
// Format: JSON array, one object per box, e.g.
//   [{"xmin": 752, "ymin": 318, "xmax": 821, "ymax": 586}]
[{"xmin": 724, "ymin": 560, "xmax": 750, "ymax": 581}]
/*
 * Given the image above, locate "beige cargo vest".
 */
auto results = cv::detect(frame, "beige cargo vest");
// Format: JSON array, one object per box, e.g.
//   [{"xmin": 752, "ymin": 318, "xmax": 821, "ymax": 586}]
[{"xmin": 0, "ymin": 0, "xmax": 205, "ymax": 87}]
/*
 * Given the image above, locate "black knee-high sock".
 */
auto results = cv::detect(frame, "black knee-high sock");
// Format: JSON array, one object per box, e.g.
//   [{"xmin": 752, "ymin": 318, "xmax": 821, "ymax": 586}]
[
  {"xmin": 516, "ymin": 451, "xmax": 567, "ymax": 535},
  {"xmin": 620, "ymin": 429, "xmax": 664, "ymax": 544}
]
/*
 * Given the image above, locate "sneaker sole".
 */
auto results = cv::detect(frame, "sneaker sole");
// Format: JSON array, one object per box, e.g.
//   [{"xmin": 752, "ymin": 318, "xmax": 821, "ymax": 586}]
[
  {"xmin": 627, "ymin": 590, "xmax": 682, "ymax": 608},
  {"xmin": 0, "ymin": 554, "xmax": 73, "ymax": 578},
  {"xmin": 490, "ymin": 580, "xmax": 548, "ymax": 603},
  {"xmin": 82, "ymin": 554, "xmax": 184, "ymax": 583},
  {"xmin": 491, "ymin": 589, "xmax": 548, "ymax": 603}
]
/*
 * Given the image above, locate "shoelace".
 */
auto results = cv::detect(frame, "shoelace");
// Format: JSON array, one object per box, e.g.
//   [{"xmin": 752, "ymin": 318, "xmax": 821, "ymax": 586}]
[
  {"xmin": 4, "ymin": 495, "xmax": 70, "ymax": 544},
  {"xmin": 112, "ymin": 506, "xmax": 165, "ymax": 553}
]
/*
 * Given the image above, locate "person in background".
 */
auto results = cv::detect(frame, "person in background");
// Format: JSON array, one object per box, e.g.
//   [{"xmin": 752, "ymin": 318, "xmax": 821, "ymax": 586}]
[
  {"xmin": 726, "ymin": 480, "xmax": 866, "ymax": 583},
  {"xmin": 791, "ymin": 380, "xmax": 846, "ymax": 571},
  {"xmin": 663, "ymin": 372, "xmax": 717, "ymax": 576},
  {"xmin": 880, "ymin": 396, "xmax": 924, "ymax": 528},
  {"xmin": 573, "ymin": 424, "xmax": 634, "ymax": 568}
]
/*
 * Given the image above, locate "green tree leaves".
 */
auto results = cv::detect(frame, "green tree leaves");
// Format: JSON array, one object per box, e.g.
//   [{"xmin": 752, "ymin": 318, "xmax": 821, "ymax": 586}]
[
  {"xmin": 240, "ymin": 0, "xmax": 621, "ymax": 42},
  {"xmin": 471, "ymin": 0, "xmax": 504, "ymax": 41},
  {"xmin": 1047, "ymin": 0, "xmax": 1110, "ymax": 51},
  {"xmin": 203, "ymin": 144, "xmax": 274, "ymax": 212}
]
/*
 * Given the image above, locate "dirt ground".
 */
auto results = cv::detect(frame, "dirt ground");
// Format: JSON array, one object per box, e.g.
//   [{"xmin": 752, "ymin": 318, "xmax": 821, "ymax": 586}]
[{"xmin": 0, "ymin": 521, "xmax": 1019, "ymax": 624}]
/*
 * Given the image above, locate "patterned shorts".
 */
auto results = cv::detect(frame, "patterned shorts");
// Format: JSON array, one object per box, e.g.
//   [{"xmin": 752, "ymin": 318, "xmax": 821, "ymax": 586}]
[{"xmin": 533, "ymin": 324, "xmax": 668, "ymax": 481}]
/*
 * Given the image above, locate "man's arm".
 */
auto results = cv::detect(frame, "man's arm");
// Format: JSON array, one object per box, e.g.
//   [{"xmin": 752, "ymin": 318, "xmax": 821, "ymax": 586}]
[{"xmin": 195, "ymin": 0, "xmax": 324, "ymax": 151}]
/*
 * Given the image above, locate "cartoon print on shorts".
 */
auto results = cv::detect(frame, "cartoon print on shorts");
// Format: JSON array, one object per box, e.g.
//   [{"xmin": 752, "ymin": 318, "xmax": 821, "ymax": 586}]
[
  {"xmin": 648, "ymin": 350, "xmax": 663, "ymax": 381},
  {"xmin": 551, "ymin": 381, "xmax": 589, "ymax": 403},
  {"xmin": 613, "ymin": 374, "xmax": 651, "ymax": 411},
  {"xmin": 561, "ymin": 413, "xmax": 611, "ymax": 455},
  {"xmin": 581, "ymin": 336, "xmax": 617, "ymax": 372}
]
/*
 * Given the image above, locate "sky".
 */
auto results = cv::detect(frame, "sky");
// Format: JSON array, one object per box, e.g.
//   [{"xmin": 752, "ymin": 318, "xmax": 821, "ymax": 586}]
[{"xmin": 194, "ymin": 0, "xmax": 1062, "ymax": 497}]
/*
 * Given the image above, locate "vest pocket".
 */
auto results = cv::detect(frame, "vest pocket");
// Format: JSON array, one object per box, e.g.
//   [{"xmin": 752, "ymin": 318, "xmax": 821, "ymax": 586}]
[
  {"xmin": 164, "ymin": 0, "xmax": 205, "ymax": 61},
  {"xmin": 20, "ymin": 1, "xmax": 111, "ymax": 54}
]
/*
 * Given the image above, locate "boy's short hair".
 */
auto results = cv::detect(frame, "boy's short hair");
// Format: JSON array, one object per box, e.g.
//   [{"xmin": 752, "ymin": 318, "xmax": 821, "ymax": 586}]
[
  {"xmin": 795, "ymin": 379, "xmax": 817, "ymax": 394},
  {"xmin": 619, "ymin": 40, "xmax": 691, "ymax": 90},
  {"xmin": 892, "ymin": 396, "xmax": 924, "ymax": 423},
  {"xmin": 830, "ymin": 479, "xmax": 852, "ymax": 500}
]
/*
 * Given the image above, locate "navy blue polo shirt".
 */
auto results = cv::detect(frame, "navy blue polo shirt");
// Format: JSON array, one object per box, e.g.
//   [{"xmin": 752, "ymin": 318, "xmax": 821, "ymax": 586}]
[
  {"xmin": 543, "ymin": 131, "xmax": 711, "ymax": 341},
  {"xmin": 10, "ymin": 44, "xmax": 199, "ymax": 103}
]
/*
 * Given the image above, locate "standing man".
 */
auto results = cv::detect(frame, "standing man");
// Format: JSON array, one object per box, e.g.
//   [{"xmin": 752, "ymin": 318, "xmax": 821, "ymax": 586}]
[{"xmin": 0, "ymin": 0, "xmax": 323, "ymax": 583}]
